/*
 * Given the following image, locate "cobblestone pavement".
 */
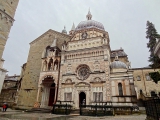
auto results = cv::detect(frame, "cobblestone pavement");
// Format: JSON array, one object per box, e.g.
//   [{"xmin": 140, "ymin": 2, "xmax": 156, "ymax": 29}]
[
  {"xmin": 0, "ymin": 108, "xmax": 146, "ymax": 120},
  {"xmin": 0, "ymin": 112, "xmax": 146, "ymax": 120}
]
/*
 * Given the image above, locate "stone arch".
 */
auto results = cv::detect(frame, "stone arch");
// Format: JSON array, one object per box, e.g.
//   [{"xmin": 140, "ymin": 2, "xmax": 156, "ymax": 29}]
[
  {"xmin": 40, "ymin": 74, "xmax": 56, "ymax": 84},
  {"xmin": 65, "ymin": 79, "xmax": 72, "ymax": 83},
  {"xmin": 93, "ymin": 77, "xmax": 101, "ymax": 82},
  {"xmin": 118, "ymin": 83, "xmax": 123, "ymax": 96},
  {"xmin": 53, "ymin": 59, "xmax": 58, "ymax": 70},
  {"xmin": 48, "ymin": 58, "xmax": 53, "ymax": 70}
]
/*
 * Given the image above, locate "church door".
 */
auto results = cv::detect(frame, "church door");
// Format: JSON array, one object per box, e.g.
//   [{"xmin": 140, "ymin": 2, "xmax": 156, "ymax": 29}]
[
  {"xmin": 79, "ymin": 92, "xmax": 86, "ymax": 107},
  {"xmin": 48, "ymin": 83, "xmax": 55, "ymax": 106}
]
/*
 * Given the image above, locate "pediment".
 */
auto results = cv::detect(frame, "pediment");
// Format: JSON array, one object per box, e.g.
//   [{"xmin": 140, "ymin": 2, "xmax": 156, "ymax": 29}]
[{"xmin": 75, "ymin": 82, "xmax": 90, "ymax": 87}]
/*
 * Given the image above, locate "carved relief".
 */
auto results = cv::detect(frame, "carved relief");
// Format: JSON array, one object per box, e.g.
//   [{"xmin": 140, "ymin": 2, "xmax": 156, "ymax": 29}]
[
  {"xmin": 75, "ymin": 82, "xmax": 90, "ymax": 87},
  {"xmin": 93, "ymin": 61, "xmax": 100, "ymax": 72},
  {"xmin": 66, "ymin": 64, "xmax": 72, "ymax": 73}
]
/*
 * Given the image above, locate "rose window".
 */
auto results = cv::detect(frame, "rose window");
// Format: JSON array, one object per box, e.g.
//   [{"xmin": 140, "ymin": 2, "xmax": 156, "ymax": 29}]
[{"xmin": 76, "ymin": 65, "xmax": 90, "ymax": 80}]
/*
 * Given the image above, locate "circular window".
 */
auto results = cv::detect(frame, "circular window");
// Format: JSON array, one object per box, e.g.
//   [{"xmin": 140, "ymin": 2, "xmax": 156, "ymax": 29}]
[{"xmin": 76, "ymin": 65, "xmax": 90, "ymax": 80}]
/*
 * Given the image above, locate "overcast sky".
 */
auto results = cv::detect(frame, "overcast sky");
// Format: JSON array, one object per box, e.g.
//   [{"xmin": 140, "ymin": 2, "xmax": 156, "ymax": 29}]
[{"xmin": 3, "ymin": 0, "xmax": 160, "ymax": 75}]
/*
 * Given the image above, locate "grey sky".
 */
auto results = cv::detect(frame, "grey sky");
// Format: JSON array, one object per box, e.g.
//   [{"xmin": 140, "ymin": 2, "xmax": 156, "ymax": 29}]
[{"xmin": 3, "ymin": 0, "xmax": 160, "ymax": 75}]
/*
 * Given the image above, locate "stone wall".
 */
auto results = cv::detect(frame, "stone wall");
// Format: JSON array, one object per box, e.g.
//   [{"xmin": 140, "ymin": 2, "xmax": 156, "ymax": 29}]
[{"xmin": 16, "ymin": 30, "xmax": 70, "ymax": 109}]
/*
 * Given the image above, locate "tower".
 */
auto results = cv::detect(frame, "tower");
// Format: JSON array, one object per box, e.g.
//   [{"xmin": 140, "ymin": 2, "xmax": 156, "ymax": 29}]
[
  {"xmin": 0, "ymin": 0, "xmax": 19, "ymax": 60},
  {"xmin": 0, "ymin": 0, "xmax": 19, "ymax": 94}
]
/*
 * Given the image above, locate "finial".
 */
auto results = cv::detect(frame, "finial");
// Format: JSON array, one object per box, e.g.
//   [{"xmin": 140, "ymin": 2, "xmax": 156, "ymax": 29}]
[
  {"xmin": 86, "ymin": 8, "xmax": 92, "ymax": 20},
  {"xmin": 71, "ymin": 23, "xmax": 75, "ymax": 31}
]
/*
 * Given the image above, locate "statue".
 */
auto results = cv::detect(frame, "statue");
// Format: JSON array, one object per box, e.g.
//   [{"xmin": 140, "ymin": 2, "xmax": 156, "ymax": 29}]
[
  {"xmin": 43, "ymin": 61, "xmax": 47, "ymax": 71},
  {"xmin": 54, "ymin": 64, "xmax": 57, "ymax": 70}
]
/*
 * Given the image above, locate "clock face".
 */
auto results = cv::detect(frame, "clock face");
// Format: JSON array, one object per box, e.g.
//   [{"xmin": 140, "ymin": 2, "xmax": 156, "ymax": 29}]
[
  {"xmin": 76, "ymin": 65, "xmax": 90, "ymax": 80},
  {"xmin": 82, "ymin": 32, "xmax": 88, "ymax": 39}
]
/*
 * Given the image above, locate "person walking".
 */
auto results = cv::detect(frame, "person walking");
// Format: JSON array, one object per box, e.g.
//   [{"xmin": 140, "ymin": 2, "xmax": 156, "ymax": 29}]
[
  {"xmin": 4, "ymin": 103, "xmax": 8, "ymax": 111},
  {"xmin": 2, "ymin": 103, "xmax": 6, "ymax": 112}
]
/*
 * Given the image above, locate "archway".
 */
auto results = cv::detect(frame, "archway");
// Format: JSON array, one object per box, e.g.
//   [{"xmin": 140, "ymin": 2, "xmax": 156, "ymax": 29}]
[
  {"xmin": 40, "ymin": 75, "xmax": 55, "ymax": 108},
  {"xmin": 79, "ymin": 92, "xmax": 86, "ymax": 107},
  {"xmin": 48, "ymin": 83, "xmax": 55, "ymax": 106}
]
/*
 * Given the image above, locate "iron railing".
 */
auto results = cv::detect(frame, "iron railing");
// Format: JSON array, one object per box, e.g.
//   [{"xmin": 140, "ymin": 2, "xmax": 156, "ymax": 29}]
[
  {"xmin": 145, "ymin": 98, "xmax": 160, "ymax": 120},
  {"xmin": 80, "ymin": 103, "xmax": 113, "ymax": 116},
  {"xmin": 52, "ymin": 103, "xmax": 72, "ymax": 115}
]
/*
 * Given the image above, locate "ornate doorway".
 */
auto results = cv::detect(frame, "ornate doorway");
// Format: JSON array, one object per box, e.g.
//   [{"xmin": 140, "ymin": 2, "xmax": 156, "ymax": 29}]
[
  {"xmin": 48, "ymin": 83, "xmax": 55, "ymax": 106},
  {"xmin": 79, "ymin": 92, "xmax": 86, "ymax": 107},
  {"xmin": 40, "ymin": 76, "xmax": 56, "ymax": 108}
]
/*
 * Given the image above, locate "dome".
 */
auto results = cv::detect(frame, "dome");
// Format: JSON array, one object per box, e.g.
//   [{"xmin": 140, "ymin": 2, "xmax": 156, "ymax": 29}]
[
  {"xmin": 110, "ymin": 60, "xmax": 127, "ymax": 69},
  {"xmin": 75, "ymin": 20, "xmax": 105, "ymax": 31},
  {"xmin": 62, "ymin": 26, "xmax": 67, "ymax": 34},
  {"xmin": 75, "ymin": 10, "xmax": 105, "ymax": 31}
]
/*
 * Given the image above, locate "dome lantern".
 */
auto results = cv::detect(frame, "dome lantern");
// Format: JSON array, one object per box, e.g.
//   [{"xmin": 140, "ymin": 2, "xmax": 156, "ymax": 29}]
[{"xmin": 86, "ymin": 9, "xmax": 92, "ymax": 20}]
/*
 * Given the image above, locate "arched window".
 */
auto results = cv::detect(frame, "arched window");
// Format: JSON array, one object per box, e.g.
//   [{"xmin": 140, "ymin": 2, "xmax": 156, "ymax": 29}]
[{"xmin": 118, "ymin": 83, "xmax": 123, "ymax": 96}]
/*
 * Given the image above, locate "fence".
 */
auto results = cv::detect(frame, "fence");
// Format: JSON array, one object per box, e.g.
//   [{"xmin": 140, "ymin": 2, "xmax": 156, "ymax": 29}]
[
  {"xmin": 80, "ymin": 103, "xmax": 113, "ymax": 116},
  {"xmin": 145, "ymin": 98, "xmax": 160, "ymax": 120},
  {"xmin": 52, "ymin": 103, "xmax": 72, "ymax": 115}
]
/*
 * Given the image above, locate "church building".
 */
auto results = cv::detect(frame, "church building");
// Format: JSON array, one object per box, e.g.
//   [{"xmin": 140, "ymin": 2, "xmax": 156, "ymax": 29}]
[{"xmin": 16, "ymin": 11, "xmax": 137, "ymax": 109}]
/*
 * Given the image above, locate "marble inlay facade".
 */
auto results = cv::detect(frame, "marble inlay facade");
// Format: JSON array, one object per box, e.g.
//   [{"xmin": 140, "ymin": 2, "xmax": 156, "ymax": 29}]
[{"xmin": 17, "ymin": 11, "xmax": 138, "ymax": 109}]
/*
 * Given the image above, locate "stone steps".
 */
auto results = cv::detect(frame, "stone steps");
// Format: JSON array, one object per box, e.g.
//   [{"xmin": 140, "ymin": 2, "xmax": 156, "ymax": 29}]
[
  {"xmin": 26, "ymin": 108, "xmax": 51, "ymax": 113},
  {"xmin": 70, "ymin": 109, "xmax": 80, "ymax": 115}
]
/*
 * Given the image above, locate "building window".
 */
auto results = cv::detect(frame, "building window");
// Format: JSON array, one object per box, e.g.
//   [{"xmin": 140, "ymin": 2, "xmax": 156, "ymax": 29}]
[
  {"xmin": 146, "ymin": 75, "xmax": 151, "ymax": 80},
  {"xmin": 64, "ymin": 93, "xmax": 72, "ymax": 101},
  {"xmin": 93, "ymin": 92, "xmax": 103, "ymax": 102},
  {"xmin": 118, "ymin": 83, "xmax": 123, "ymax": 96},
  {"xmin": 137, "ymin": 76, "xmax": 141, "ymax": 81}
]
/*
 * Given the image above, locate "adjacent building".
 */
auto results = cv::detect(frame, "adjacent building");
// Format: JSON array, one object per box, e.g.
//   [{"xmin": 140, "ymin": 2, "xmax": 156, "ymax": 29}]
[{"xmin": 0, "ymin": 74, "xmax": 20, "ymax": 107}]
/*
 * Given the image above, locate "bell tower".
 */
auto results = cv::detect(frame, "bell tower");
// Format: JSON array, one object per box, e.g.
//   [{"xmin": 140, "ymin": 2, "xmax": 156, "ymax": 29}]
[{"xmin": 0, "ymin": 0, "xmax": 19, "ymax": 60}]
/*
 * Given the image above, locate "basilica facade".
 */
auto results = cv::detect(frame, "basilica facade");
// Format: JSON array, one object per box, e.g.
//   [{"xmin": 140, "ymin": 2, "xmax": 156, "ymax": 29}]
[{"xmin": 17, "ymin": 11, "xmax": 137, "ymax": 109}]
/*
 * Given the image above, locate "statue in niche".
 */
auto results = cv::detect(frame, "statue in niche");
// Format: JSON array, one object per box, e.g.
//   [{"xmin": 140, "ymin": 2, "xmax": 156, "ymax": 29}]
[
  {"xmin": 54, "ymin": 64, "xmax": 57, "ymax": 70},
  {"xmin": 54, "ymin": 59, "xmax": 58, "ymax": 70},
  {"xmin": 48, "ymin": 58, "xmax": 53, "ymax": 71},
  {"xmin": 43, "ymin": 60, "xmax": 47, "ymax": 71}
]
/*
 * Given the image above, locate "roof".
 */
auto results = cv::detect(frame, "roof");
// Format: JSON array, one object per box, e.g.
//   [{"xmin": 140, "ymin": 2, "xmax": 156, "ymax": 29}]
[
  {"xmin": 75, "ymin": 20, "xmax": 105, "ymax": 31},
  {"xmin": 111, "ymin": 48, "xmax": 127, "ymax": 58}
]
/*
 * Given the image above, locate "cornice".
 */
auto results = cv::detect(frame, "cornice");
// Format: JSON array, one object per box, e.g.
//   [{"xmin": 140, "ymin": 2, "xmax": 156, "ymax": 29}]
[
  {"xmin": 0, "ymin": 9, "xmax": 14, "ymax": 21},
  {"xmin": 71, "ymin": 28, "xmax": 108, "ymax": 40},
  {"xmin": 62, "ymin": 46, "xmax": 105, "ymax": 54}
]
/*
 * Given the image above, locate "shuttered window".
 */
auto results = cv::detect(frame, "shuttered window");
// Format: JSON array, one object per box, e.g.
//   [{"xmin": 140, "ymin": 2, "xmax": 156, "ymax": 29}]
[
  {"xmin": 93, "ymin": 92, "xmax": 103, "ymax": 102},
  {"xmin": 64, "ymin": 93, "xmax": 72, "ymax": 101}
]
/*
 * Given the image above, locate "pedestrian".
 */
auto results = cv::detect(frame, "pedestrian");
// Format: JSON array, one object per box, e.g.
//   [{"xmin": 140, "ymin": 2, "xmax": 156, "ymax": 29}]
[
  {"xmin": 2, "ymin": 104, "xmax": 6, "ymax": 112},
  {"xmin": 4, "ymin": 103, "xmax": 8, "ymax": 111},
  {"xmin": 83, "ymin": 99, "xmax": 85, "ymax": 105}
]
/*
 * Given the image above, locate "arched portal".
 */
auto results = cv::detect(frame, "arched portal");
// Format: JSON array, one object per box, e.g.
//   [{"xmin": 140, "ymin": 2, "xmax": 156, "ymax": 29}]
[
  {"xmin": 48, "ymin": 83, "xmax": 55, "ymax": 106},
  {"xmin": 40, "ymin": 75, "xmax": 56, "ymax": 108},
  {"xmin": 79, "ymin": 92, "xmax": 86, "ymax": 107}
]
